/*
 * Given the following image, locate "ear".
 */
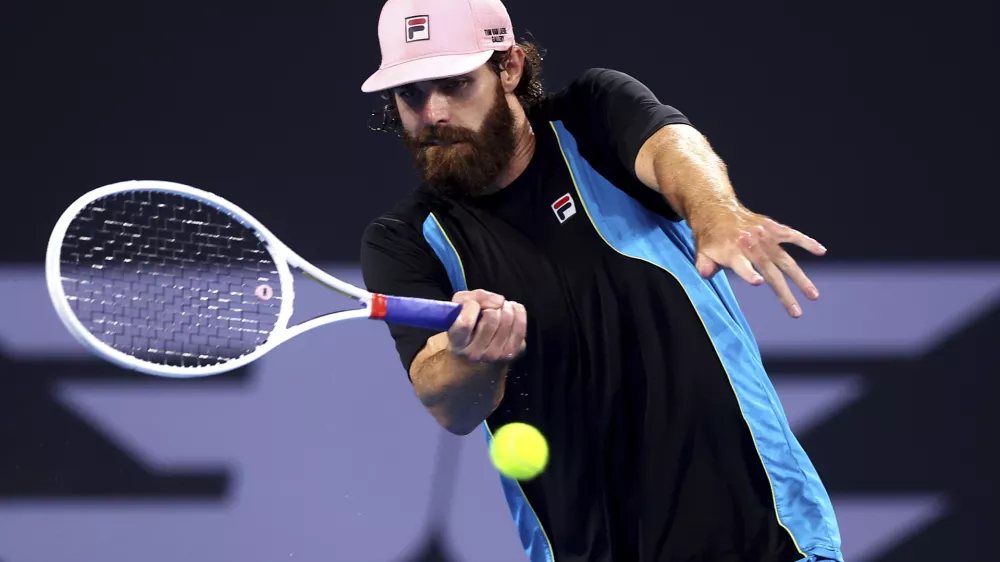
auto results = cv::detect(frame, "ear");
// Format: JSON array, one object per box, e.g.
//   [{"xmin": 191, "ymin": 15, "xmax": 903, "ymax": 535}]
[{"xmin": 498, "ymin": 46, "xmax": 525, "ymax": 95}]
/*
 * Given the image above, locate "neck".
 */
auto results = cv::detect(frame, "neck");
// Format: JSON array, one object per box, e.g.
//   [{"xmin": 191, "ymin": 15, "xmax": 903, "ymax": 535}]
[{"xmin": 491, "ymin": 102, "xmax": 535, "ymax": 191}]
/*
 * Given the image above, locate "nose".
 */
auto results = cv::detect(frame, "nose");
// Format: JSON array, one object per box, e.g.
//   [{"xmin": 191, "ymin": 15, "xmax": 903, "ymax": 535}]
[{"xmin": 420, "ymin": 90, "xmax": 449, "ymax": 126}]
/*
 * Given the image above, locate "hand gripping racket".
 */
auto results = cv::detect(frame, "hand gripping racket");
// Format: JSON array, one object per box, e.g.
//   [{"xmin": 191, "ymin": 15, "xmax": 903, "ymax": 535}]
[{"xmin": 45, "ymin": 180, "xmax": 462, "ymax": 378}]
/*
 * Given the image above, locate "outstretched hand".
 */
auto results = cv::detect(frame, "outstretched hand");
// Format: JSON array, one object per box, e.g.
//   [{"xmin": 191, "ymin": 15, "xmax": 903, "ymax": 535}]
[{"xmin": 689, "ymin": 204, "xmax": 826, "ymax": 318}]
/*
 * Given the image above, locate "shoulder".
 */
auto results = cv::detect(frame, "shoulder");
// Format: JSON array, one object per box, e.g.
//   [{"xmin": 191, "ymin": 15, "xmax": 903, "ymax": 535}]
[
  {"xmin": 361, "ymin": 191, "xmax": 436, "ymax": 248},
  {"xmin": 533, "ymin": 68, "xmax": 662, "ymax": 127},
  {"xmin": 570, "ymin": 67, "xmax": 640, "ymax": 89},
  {"xmin": 360, "ymin": 192, "xmax": 450, "ymax": 288},
  {"xmin": 558, "ymin": 68, "xmax": 641, "ymax": 94},
  {"xmin": 360, "ymin": 193, "xmax": 440, "ymax": 279},
  {"xmin": 544, "ymin": 68, "xmax": 643, "ymax": 103}
]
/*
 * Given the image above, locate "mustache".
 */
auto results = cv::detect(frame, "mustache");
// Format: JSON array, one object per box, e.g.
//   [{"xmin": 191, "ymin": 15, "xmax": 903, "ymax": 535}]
[{"xmin": 412, "ymin": 125, "xmax": 477, "ymax": 146}]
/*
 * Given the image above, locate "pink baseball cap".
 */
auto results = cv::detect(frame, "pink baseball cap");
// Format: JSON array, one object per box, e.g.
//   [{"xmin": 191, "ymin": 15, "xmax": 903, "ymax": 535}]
[{"xmin": 361, "ymin": 0, "xmax": 515, "ymax": 93}]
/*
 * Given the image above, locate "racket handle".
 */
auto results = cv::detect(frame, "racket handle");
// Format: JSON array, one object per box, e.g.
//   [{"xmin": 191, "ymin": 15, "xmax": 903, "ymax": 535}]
[{"xmin": 370, "ymin": 294, "xmax": 462, "ymax": 331}]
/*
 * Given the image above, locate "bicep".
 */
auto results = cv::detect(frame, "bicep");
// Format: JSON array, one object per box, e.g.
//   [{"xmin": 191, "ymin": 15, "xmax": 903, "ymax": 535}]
[
  {"xmin": 555, "ymin": 68, "xmax": 692, "ymax": 181},
  {"xmin": 634, "ymin": 122, "xmax": 704, "ymax": 189},
  {"xmin": 360, "ymin": 220, "xmax": 454, "ymax": 375},
  {"xmin": 551, "ymin": 69, "xmax": 691, "ymax": 220}
]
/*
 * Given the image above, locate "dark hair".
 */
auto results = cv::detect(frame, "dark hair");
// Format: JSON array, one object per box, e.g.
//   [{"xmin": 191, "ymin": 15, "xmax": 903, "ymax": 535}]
[{"xmin": 368, "ymin": 38, "xmax": 546, "ymax": 136}]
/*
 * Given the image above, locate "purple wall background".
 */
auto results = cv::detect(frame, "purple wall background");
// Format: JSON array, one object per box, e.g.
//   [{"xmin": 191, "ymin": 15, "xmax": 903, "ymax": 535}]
[{"xmin": 2, "ymin": 264, "xmax": 996, "ymax": 561}]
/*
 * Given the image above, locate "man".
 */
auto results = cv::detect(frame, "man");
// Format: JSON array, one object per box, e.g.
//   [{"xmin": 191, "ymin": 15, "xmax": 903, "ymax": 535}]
[{"xmin": 359, "ymin": 0, "xmax": 844, "ymax": 560}]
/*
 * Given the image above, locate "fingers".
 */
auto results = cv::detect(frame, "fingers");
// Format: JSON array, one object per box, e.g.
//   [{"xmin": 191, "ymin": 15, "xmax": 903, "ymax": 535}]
[
  {"xmin": 741, "ymin": 234, "xmax": 802, "ymax": 318},
  {"xmin": 447, "ymin": 299, "xmax": 482, "ymax": 349},
  {"xmin": 728, "ymin": 242, "xmax": 764, "ymax": 286},
  {"xmin": 448, "ymin": 291, "xmax": 528, "ymax": 363},
  {"xmin": 448, "ymin": 289, "xmax": 506, "ymax": 349},
  {"xmin": 764, "ymin": 218, "xmax": 827, "ymax": 256},
  {"xmin": 481, "ymin": 301, "xmax": 516, "ymax": 359},
  {"xmin": 696, "ymin": 213, "xmax": 825, "ymax": 317},
  {"xmin": 762, "ymin": 260, "xmax": 801, "ymax": 318},
  {"xmin": 458, "ymin": 306, "xmax": 503, "ymax": 360},
  {"xmin": 451, "ymin": 289, "xmax": 505, "ymax": 308},
  {"xmin": 695, "ymin": 253, "xmax": 723, "ymax": 279},
  {"xmin": 771, "ymin": 248, "xmax": 820, "ymax": 301},
  {"xmin": 504, "ymin": 301, "xmax": 528, "ymax": 359},
  {"xmin": 755, "ymin": 222, "xmax": 821, "ymax": 301}
]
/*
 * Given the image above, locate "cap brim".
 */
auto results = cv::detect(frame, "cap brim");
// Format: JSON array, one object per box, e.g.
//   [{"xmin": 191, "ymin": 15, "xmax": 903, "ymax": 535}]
[{"xmin": 361, "ymin": 50, "xmax": 494, "ymax": 93}]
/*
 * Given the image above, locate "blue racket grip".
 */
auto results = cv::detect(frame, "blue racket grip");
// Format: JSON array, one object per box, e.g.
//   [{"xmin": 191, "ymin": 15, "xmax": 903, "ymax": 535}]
[{"xmin": 370, "ymin": 294, "xmax": 463, "ymax": 331}]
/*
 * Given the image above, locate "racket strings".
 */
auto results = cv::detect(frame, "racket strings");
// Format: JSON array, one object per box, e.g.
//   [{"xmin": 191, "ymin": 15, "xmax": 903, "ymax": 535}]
[{"xmin": 59, "ymin": 191, "xmax": 283, "ymax": 367}]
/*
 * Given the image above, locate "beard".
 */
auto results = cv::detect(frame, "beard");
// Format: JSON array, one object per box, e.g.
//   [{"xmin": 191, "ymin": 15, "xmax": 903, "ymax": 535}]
[{"xmin": 401, "ymin": 83, "xmax": 516, "ymax": 198}]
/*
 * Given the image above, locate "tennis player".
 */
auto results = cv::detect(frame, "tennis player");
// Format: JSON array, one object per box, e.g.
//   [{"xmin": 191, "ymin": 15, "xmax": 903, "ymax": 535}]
[{"xmin": 359, "ymin": 0, "xmax": 843, "ymax": 560}]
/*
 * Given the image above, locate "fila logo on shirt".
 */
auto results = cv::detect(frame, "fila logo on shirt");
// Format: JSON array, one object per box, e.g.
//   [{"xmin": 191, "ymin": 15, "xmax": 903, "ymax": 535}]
[
  {"xmin": 405, "ymin": 15, "xmax": 430, "ymax": 42},
  {"xmin": 551, "ymin": 193, "xmax": 577, "ymax": 223}
]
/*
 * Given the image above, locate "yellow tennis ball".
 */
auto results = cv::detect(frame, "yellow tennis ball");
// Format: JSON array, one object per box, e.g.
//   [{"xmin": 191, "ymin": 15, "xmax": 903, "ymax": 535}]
[{"xmin": 489, "ymin": 422, "xmax": 549, "ymax": 481}]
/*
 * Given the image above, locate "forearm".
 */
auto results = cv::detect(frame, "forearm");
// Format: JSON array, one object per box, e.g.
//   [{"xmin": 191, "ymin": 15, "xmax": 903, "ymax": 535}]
[
  {"xmin": 410, "ymin": 333, "xmax": 508, "ymax": 435},
  {"xmin": 638, "ymin": 124, "xmax": 739, "ymax": 220}
]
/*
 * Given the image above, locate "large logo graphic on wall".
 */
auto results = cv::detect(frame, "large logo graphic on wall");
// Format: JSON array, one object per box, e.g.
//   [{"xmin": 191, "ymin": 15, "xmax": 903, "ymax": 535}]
[{"xmin": 0, "ymin": 265, "xmax": 997, "ymax": 561}]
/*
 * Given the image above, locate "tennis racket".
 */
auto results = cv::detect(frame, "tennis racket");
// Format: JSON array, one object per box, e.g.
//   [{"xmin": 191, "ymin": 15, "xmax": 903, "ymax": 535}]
[{"xmin": 45, "ymin": 180, "xmax": 462, "ymax": 378}]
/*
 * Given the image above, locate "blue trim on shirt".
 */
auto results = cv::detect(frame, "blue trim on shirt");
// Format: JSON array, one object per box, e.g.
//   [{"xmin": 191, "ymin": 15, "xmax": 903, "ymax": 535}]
[
  {"xmin": 422, "ymin": 212, "xmax": 556, "ymax": 562},
  {"xmin": 550, "ymin": 120, "xmax": 843, "ymax": 561}
]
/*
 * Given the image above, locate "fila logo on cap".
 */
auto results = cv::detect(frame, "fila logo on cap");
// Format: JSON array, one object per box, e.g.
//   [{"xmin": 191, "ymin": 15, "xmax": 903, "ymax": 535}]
[
  {"xmin": 551, "ymin": 193, "xmax": 577, "ymax": 223},
  {"xmin": 405, "ymin": 15, "xmax": 430, "ymax": 42}
]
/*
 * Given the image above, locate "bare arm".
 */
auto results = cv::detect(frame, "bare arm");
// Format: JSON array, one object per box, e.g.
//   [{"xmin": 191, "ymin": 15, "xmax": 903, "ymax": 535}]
[
  {"xmin": 409, "ymin": 290, "xmax": 527, "ymax": 435},
  {"xmin": 634, "ymin": 123, "xmax": 736, "ymax": 220},
  {"xmin": 410, "ymin": 333, "xmax": 509, "ymax": 435},
  {"xmin": 634, "ymin": 123, "xmax": 827, "ymax": 317}
]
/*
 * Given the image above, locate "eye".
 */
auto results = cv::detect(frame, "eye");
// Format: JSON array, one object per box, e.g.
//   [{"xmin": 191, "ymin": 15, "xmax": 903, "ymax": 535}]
[{"xmin": 440, "ymin": 79, "xmax": 470, "ymax": 94}]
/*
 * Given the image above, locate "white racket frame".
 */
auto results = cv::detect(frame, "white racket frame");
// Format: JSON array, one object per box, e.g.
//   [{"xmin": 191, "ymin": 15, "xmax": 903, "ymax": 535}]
[{"xmin": 46, "ymin": 180, "xmax": 376, "ymax": 378}]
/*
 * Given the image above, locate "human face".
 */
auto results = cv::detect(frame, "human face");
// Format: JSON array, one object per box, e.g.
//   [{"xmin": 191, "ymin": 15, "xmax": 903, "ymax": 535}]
[{"xmin": 394, "ymin": 65, "xmax": 516, "ymax": 197}]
